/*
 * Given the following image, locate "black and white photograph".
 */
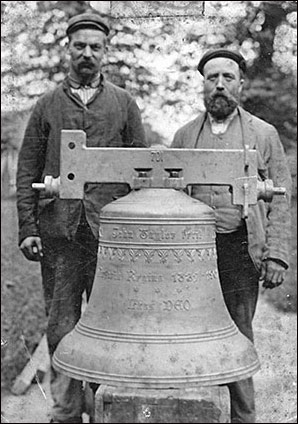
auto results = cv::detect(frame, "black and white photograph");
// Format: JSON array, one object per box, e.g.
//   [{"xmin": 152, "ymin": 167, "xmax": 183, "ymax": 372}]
[{"xmin": 1, "ymin": 1, "xmax": 297, "ymax": 423}]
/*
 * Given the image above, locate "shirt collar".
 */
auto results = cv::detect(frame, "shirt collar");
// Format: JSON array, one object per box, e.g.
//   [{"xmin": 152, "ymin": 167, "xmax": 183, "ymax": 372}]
[{"xmin": 67, "ymin": 73, "xmax": 104, "ymax": 89}]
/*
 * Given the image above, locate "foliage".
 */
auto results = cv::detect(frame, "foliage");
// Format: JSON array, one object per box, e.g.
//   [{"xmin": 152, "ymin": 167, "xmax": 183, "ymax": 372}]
[
  {"xmin": 1, "ymin": 1, "xmax": 297, "ymax": 147},
  {"xmin": 1, "ymin": 110, "xmax": 30, "ymax": 151}
]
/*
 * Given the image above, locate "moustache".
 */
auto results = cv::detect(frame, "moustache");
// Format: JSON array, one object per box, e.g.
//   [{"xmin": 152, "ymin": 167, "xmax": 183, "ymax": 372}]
[
  {"xmin": 211, "ymin": 93, "xmax": 230, "ymax": 101},
  {"xmin": 78, "ymin": 61, "xmax": 94, "ymax": 69}
]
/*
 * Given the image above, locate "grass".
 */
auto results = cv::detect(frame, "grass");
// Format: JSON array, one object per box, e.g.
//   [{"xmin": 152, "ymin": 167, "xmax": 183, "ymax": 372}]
[{"xmin": 1, "ymin": 197, "xmax": 47, "ymax": 390}]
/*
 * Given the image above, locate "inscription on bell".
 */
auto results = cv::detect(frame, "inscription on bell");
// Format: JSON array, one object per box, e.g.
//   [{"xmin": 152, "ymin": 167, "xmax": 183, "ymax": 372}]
[
  {"xmin": 98, "ymin": 266, "xmax": 122, "ymax": 281},
  {"xmin": 182, "ymin": 226, "xmax": 211, "ymax": 241},
  {"xmin": 112, "ymin": 227, "xmax": 133, "ymax": 239},
  {"xmin": 98, "ymin": 265, "xmax": 218, "ymax": 288},
  {"xmin": 171, "ymin": 270, "xmax": 218, "ymax": 283},
  {"xmin": 127, "ymin": 299, "xmax": 156, "ymax": 312},
  {"xmin": 127, "ymin": 270, "xmax": 163, "ymax": 284},
  {"xmin": 163, "ymin": 299, "xmax": 191, "ymax": 312},
  {"xmin": 139, "ymin": 227, "xmax": 176, "ymax": 241},
  {"xmin": 108, "ymin": 225, "xmax": 213, "ymax": 242},
  {"xmin": 127, "ymin": 298, "xmax": 191, "ymax": 312}
]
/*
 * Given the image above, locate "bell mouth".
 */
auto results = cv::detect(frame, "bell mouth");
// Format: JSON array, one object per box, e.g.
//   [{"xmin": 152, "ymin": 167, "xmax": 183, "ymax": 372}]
[{"xmin": 53, "ymin": 324, "xmax": 260, "ymax": 388}]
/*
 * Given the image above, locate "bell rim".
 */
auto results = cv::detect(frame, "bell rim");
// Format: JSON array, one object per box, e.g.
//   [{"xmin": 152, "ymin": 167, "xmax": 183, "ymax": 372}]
[{"xmin": 53, "ymin": 354, "xmax": 260, "ymax": 388}]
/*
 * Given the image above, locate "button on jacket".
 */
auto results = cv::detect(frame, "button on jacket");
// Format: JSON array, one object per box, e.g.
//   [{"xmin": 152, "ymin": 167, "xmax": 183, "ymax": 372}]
[{"xmin": 16, "ymin": 76, "xmax": 147, "ymax": 244}]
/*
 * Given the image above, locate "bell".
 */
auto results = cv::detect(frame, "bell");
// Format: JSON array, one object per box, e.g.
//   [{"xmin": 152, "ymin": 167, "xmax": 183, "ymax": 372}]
[{"xmin": 53, "ymin": 188, "xmax": 260, "ymax": 388}]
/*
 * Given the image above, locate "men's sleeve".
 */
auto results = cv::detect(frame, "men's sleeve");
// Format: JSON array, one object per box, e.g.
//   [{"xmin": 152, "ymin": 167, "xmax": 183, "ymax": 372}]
[
  {"xmin": 16, "ymin": 101, "xmax": 48, "ymax": 245},
  {"xmin": 263, "ymin": 126, "xmax": 292, "ymax": 267},
  {"xmin": 124, "ymin": 98, "xmax": 148, "ymax": 147}
]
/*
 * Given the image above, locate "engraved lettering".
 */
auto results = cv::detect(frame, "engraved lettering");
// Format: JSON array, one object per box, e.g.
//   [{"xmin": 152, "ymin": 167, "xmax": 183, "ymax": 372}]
[
  {"xmin": 97, "ymin": 266, "xmax": 122, "ymax": 281},
  {"xmin": 163, "ymin": 300, "xmax": 173, "ymax": 312},
  {"xmin": 139, "ymin": 227, "xmax": 175, "ymax": 241},
  {"xmin": 163, "ymin": 299, "xmax": 191, "ymax": 312},
  {"xmin": 171, "ymin": 270, "xmax": 218, "ymax": 283},
  {"xmin": 174, "ymin": 300, "xmax": 183, "ymax": 311},
  {"xmin": 127, "ymin": 299, "xmax": 155, "ymax": 312},
  {"xmin": 183, "ymin": 300, "xmax": 191, "ymax": 311},
  {"xmin": 112, "ymin": 227, "xmax": 134, "ymax": 239},
  {"xmin": 172, "ymin": 272, "xmax": 199, "ymax": 284},
  {"xmin": 185, "ymin": 272, "xmax": 194, "ymax": 283},
  {"xmin": 127, "ymin": 270, "xmax": 163, "ymax": 284},
  {"xmin": 182, "ymin": 226, "xmax": 206, "ymax": 241},
  {"xmin": 151, "ymin": 150, "xmax": 163, "ymax": 163},
  {"xmin": 139, "ymin": 228, "xmax": 149, "ymax": 239}
]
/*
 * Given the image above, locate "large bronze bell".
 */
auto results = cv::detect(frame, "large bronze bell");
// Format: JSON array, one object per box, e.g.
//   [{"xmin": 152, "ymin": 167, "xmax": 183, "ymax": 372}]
[{"xmin": 53, "ymin": 187, "xmax": 260, "ymax": 388}]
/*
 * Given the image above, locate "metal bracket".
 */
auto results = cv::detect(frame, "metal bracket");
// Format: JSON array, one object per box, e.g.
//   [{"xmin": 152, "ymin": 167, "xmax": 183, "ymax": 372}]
[{"xmin": 59, "ymin": 129, "xmax": 258, "ymax": 199}]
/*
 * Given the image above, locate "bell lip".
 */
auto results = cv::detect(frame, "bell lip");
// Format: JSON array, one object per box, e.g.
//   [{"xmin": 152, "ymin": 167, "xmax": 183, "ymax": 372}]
[{"xmin": 53, "ymin": 354, "xmax": 260, "ymax": 388}]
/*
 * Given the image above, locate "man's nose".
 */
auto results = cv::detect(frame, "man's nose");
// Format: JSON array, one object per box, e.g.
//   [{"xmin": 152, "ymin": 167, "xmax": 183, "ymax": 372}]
[
  {"xmin": 83, "ymin": 46, "xmax": 92, "ymax": 57},
  {"xmin": 216, "ymin": 76, "xmax": 225, "ymax": 91}
]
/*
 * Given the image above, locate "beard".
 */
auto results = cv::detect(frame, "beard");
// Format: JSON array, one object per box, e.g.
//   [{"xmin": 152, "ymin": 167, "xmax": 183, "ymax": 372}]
[
  {"xmin": 77, "ymin": 61, "xmax": 96, "ymax": 75},
  {"xmin": 205, "ymin": 93, "xmax": 239, "ymax": 121}
]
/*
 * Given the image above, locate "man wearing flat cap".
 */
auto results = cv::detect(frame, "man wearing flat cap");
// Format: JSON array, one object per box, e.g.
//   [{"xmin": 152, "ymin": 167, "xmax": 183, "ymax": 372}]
[
  {"xmin": 171, "ymin": 49, "xmax": 291, "ymax": 423},
  {"xmin": 16, "ymin": 11, "xmax": 147, "ymax": 423}
]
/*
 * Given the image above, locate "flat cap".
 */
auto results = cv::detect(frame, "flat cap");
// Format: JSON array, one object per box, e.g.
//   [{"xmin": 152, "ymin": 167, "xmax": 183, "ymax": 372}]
[
  {"xmin": 66, "ymin": 13, "xmax": 110, "ymax": 36},
  {"xmin": 197, "ymin": 49, "xmax": 246, "ymax": 75}
]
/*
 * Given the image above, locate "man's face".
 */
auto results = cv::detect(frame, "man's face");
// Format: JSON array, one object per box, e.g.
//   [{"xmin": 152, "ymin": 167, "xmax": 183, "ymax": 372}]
[
  {"xmin": 203, "ymin": 57, "xmax": 244, "ymax": 120},
  {"xmin": 68, "ymin": 28, "xmax": 107, "ymax": 78}
]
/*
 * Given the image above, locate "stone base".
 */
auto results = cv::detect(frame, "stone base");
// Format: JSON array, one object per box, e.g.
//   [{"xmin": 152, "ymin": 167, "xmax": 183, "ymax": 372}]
[{"xmin": 94, "ymin": 385, "xmax": 230, "ymax": 423}]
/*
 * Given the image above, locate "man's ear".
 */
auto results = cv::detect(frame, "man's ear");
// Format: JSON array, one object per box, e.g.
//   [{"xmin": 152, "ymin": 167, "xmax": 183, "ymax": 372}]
[
  {"xmin": 239, "ymin": 78, "xmax": 244, "ymax": 94},
  {"xmin": 65, "ymin": 36, "xmax": 71, "ymax": 50}
]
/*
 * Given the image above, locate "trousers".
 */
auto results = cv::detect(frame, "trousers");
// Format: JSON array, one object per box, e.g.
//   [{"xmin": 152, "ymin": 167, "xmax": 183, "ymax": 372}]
[
  {"xmin": 40, "ymin": 211, "xmax": 98, "ymax": 423},
  {"xmin": 216, "ymin": 226, "xmax": 260, "ymax": 423}
]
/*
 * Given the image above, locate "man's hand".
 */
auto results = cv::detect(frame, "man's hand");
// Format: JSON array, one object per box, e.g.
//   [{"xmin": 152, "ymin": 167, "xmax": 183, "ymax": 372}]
[
  {"xmin": 19, "ymin": 236, "xmax": 43, "ymax": 262},
  {"xmin": 260, "ymin": 259, "xmax": 286, "ymax": 289}
]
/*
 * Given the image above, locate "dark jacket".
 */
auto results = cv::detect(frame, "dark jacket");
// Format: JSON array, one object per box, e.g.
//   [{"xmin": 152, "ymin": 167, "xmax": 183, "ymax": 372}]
[
  {"xmin": 171, "ymin": 107, "xmax": 292, "ymax": 270},
  {"xmin": 16, "ymin": 76, "xmax": 147, "ymax": 243}
]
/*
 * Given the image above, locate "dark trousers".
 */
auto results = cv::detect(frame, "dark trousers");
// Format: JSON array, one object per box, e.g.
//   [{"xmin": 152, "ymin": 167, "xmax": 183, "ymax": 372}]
[
  {"xmin": 40, "ymin": 212, "xmax": 98, "ymax": 422},
  {"xmin": 216, "ymin": 226, "xmax": 260, "ymax": 424}
]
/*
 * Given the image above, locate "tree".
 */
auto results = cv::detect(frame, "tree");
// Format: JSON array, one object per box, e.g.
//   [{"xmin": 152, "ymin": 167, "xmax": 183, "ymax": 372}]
[{"xmin": 1, "ymin": 1, "xmax": 296, "ymax": 147}]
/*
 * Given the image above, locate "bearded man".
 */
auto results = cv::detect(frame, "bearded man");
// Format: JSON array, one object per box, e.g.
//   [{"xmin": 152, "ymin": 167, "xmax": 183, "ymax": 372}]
[{"xmin": 170, "ymin": 49, "xmax": 292, "ymax": 423}]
